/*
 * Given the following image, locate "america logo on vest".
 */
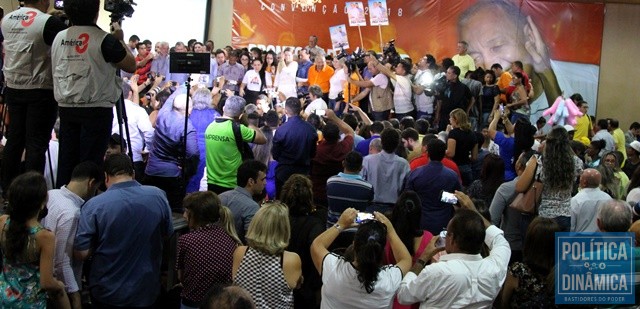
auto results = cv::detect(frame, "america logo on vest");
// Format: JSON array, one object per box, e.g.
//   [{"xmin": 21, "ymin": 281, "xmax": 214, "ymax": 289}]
[
  {"xmin": 8, "ymin": 11, "xmax": 37, "ymax": 27},
  {"xmin": 60, "ymin": 33, "xmax": 90, "ymax": 54}
]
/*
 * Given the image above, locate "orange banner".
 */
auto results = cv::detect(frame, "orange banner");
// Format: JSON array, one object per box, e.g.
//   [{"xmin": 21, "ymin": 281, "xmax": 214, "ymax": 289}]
[{"xmin": 232, "ymin": 0, "xmax": 604, "ymax": 65}]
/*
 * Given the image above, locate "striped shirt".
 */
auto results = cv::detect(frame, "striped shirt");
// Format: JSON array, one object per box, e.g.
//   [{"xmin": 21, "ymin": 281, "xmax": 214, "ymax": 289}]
[
  {"xmin": 40, "ymin": 186, "xmax": 84, "ymax": 293},
  {"xmin": 326, "ymin": 173, "xmax": 374, "ymax": 228}
]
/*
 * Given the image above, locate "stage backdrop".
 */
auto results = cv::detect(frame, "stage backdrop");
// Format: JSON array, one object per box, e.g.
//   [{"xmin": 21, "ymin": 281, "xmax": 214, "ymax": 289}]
[{"xmin": 232, "ymin": 0, "xmax": 604, "ymax": 115}]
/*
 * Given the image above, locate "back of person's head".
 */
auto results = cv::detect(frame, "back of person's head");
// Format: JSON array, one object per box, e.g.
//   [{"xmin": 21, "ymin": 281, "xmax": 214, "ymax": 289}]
[
  {"xmin": 343, "ymin": 151, "xmax": 363, "ymax": 172},
  {"xmin": 352, "ymin": 220, "xmax": 387, "ymax": 294},
  {"xmin": 264, "ymin": 110, "xmax": 279, "ymax": 128},
  {"xmin": 342, "ymin": 114, "xmax": 359, "ymax": 131},
  {"xmin": 370, "ymin": 121, "xmax": 384, "ymax": 134},
  {"xmin": 245, "ymin": 201, "xmax": 290, "ymax": 255},
  {"xmin": 415, "ymin": 119, "xmax": 429, "ymax": 135},
  {"xmin": 401, "ymin": 128, "xmax": 419, "ymax": 144},
  {"xmin": 369, "ymin": 138, "xmax": 382, "ymax": 153},
  {"xmin": 391, "ymin": 191, "xmax": 422, "ymax": 256},
  {"xmin": 570, "ymin": 140, "xmax": 586, "ymax": 158},
  {"xmin": 309, "ymin": 85, "xmax": 323, "ymax": 99},
  {"xmin": 450, "ymin": 108, "xmax": 471, "ymax": 131},
  {"xmin": 322, "ymin": 122, "xmax": 340, "ymax": 144},
  {"xmin": 201, "ymin": 284, "xmax": 256, "ymax": 309},
  {"xmin": 609, "ymin": 118, "xmax": 619, "ymax": 129},
  {"xmin": 5, "ymin": 172, "xmax": 48, "ymax": 261},
  {"xmin": 523, "ymin": 217, "xmax": 562, "ymax": 275},
  {"xmin": 389, "ymin": 118, "xmax": 400, "ymax": 129},
  {"xmin": 598, "ymin": 200, "xmax": 632, "ymax": 232},
  {"xmin": 70, "ymin": 161, "xmax": 104, "ymax": 184},
  {"xmin": 223, "ymin": 96, "xmax": 246, "ymax": 118},
  {"xmin": 64, "ymin": 0, "xmax": 99, "ymax": 25},
  {"xmin": 285, "ymin": 97, "xmax": 302, "ymax": 115},
  {"xmin": 448, "ymin": 209, "xmax": 485, "ymax": 254},
  {"xmin": 441, "ymin": 58, "xmax": 454, "ymax": 70},
  {"xmin": 570, "ymin": 93, "xmax": 584, "ymax": 104},
  {"xmin": 480, "ymin": 154, "xmax": 505, "ymax": 196},
  {"xmin": 155, "ymin": 90, "xmax": 171, "ymax": 108},
  {"xmin": 192, "ymin": 88, "xmax": 213, "ymax": 110},
  {"xmin": 513, "ymin": 118, "xmax": 536, "ymax": 159},
  {"xmin": 580, "ymin": 168, "xmax": 602, "ymax": 188},
  {"xmin": 399, "ymin": 116, "xmax": 415, "ymax": 130},
  {"xmin": 252, "ymin": 127, "xmax": 273, "ymax": 166},
  {"xmin": 236, "ymin": 160, "xmax": 267, "ymax": 188},
  {"xmin": 542, "ymin": 126, "xmax": 574, "ymax": 190},
  {"xmin": 121, "ymin": 80, "xmax": 132, "ymax": 98},
  {"xmin": 421, "ymin": 133, "xmax": 437, "ymax": 147},
  {"xmin": 427, "ymin": 138, "xmax": 446, "ymax": 161},
  {"xmin": 590, "ymin": 139, "xmax": 606, "ymax": 153},
  {"xmin": 380, "ymin": 128, "xmax": 400, "ymax": 153},
  {"xmin": 173, "ymin": 94, "xmax": 190, "ymax": 114},
  {"xmin": 597, "ymin": 119, "xmax": 609, "ymax": 130},
  {"xmin": 183, "ymin": 191, "xmax": 221, "ymax": 227},
  {"xmin": 103, "ymin": 153, "xmax": 134, "ymax": 177},
  {"xmin": 280, "ymin": 174, "xmax": 314, "ymax": 216},
  {"xmin": 306, "ymin": 114, "xmax": 322, "ymax": 130}
]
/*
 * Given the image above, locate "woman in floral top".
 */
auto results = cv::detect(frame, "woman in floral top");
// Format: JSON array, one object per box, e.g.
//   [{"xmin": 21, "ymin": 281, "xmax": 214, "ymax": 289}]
[
  {"xmin": 496, "ymin": 217, "xmax": 561, "ymax": 308},
  {"xmin": 0, "ymin": 172, "xmax": 69, "ymax": 308},
  {"xmin": 516, "ymin": 126, "xmax": 583, "ymax": 231}
]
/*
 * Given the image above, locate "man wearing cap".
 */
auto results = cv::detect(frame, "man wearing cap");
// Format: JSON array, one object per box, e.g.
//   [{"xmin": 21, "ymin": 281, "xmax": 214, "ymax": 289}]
[
  {"xmin": 563, "ymin": 124, "xmax": 576, "ymax": 141},
  {"xmin": 623, "ymin": 141, "xmax": 640, "ymax": 178},
  {"xmin": 570, "ymin": 168, "xmax": 612, "ymax": 232}
]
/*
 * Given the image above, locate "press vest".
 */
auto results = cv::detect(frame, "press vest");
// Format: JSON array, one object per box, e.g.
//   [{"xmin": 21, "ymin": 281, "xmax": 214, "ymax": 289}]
[
  {"xmin": 1, "ymin": 7, "xmax": 53, "ymax": 89},
  {"xmin": 51, "ymin": 26, "xmax": 121, "ymax": 108}
]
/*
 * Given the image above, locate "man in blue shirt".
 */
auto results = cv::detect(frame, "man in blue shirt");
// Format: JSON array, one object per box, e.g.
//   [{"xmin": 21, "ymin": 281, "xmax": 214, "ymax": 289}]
[
  {"xmin": 326, "ymin": 151, "xmax": 373, "ymax": 228},
  {"xmin": 405, "ymin": 138, "xmax": 462, "ymax": 235},
  {"xmin": 296, "ymin": 48, "xmax": 313, "ymax": 95},
  {"xmin": 272, "ymin": 97, "xmax": 318, "ymax": 197},
  {"xmin": 74, "ymin": 154, "xmax": 173, "ymax": 308},
  {"xmin": 355, "ymin": 121, "xmax": 384, "ymax": 156}
]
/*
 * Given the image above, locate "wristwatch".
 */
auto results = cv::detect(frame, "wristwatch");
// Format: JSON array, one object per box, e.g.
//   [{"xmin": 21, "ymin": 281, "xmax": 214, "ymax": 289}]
[{"xmin": 333, "ymin": 224, "xmax": 344, "ymax": 232}]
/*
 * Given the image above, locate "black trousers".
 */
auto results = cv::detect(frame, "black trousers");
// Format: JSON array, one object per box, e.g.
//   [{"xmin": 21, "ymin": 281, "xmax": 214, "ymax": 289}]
[
  {"xmin": 1, "ymin": 88, "xmax": 57, "ymax": 193},
  {"xmin": 57, "ymin": 107, "xmax": 113, "ymax": 188},
  {"xmin": 143, "ymin": 174, "xmax": 186, "ymax": 212}
]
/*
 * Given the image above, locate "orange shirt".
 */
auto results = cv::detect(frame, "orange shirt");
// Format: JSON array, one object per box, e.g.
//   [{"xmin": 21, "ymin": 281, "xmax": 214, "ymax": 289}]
[
  {"xmin": 308, "ymin": 65, "xmax": 334, "ymax": 93},
  {"xmin": 344, "ymin": 72, "xmax": 360, "ymax": 106},
  {"xmin": 496, "ymin": 71, "xmax": 512, "ymax": 103}
]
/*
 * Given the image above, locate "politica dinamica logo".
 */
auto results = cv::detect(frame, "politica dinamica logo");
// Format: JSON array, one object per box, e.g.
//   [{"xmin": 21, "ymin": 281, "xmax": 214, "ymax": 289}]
[{"xmin": 555, "ymin": 232, "xmax": 635, "ymax": 305}]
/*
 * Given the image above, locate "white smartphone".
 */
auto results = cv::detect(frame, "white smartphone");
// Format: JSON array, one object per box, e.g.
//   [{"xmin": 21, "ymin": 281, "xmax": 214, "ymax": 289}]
[
  {"xmin": 355, "ymin": 212, "xmax": 374, "ymax": 223},
  {"xmin": 315, "ymin": 109, "xmax": 326, "ymax": 116},
  {"xmin": 440, "ymin": 191, "xmax": 458, "ymax": 204}
]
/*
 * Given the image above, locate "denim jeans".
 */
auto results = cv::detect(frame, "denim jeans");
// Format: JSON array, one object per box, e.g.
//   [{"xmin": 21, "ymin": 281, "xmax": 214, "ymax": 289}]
[
  {"xmin": 57, "ymin": 107, "xmax": 113, "ymax": 188},
  {"xmin": 371, "ymin": 110, "xmax": 390, "ymax": 121},
  {"xmin": 1, "ymin": 88, "xmax": 57, "ymax": 192},
  {"xmin": 458, "ymin": 164, "xmax": 473, "ymax": 187}
]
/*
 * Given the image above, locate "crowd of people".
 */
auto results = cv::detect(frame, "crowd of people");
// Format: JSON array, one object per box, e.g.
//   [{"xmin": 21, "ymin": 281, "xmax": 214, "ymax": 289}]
[{"xmin": 1, "ymin": 0, "xmax": 640, "ymax": 308}]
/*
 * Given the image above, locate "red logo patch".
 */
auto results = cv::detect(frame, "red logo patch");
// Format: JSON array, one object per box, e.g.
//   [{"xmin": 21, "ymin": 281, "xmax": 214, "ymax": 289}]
[
  {"xmin": 21, "ymin": 11, "xmax": 37, "ymax": 27},
  {"xmin": 76, "ymin": 33, "xmax": 89, "ymax": 54}
]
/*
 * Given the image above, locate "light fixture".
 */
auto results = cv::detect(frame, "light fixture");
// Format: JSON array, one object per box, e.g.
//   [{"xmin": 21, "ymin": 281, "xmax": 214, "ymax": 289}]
[{"xmin": 291, "ymin": 0, "xmax": 322, "ymax": 10}]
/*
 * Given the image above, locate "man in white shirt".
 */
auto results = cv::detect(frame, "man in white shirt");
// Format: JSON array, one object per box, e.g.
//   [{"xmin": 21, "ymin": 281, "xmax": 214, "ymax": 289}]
[
  {"xmin": 41, "ymin": 161, "xmax": 102, "ymax": 309},
  {"xmin": 571, "ymin": 168, "xmax": 613, "ymax": 232},
  {"xmin": 303, "ymin": 85, "xmax": 328, "ymax": 117},
  {"xmin": 593, "ymin": 118, "xmax": 616, "ymax": 156},
  {"xmin": 376, "ymin": 60, "xmax": 415, "ymax": 120},
  {"xmin": 112, "ymin": 78, "xmax": 155, "ymax": 181},
  {"xmin": 397, "ymin": 192, "xmax": 510, "ymax": 308}
]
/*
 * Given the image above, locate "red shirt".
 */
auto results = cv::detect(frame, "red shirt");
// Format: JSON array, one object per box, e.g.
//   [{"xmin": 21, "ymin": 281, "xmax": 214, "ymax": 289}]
[
  {"xmin": 135, "ymin": 54, "xmax": 152, "ymax": 85},
  {"xmin": 409, "ymin": 154, "xmax": 462, "ymax": 182}
]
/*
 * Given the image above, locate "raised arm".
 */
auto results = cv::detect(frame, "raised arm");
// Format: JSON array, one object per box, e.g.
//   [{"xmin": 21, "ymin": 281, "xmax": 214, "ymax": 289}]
[{"xmin": 311, "ymin": 208, "xmax": 357, "ymax": 274}]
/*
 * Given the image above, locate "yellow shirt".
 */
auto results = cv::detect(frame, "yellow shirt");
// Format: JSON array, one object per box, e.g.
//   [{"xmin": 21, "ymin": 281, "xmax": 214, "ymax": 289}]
[
  {"xmin": 573, "ymin": 114, "xmax": 592, "ymax": 146},
  {"xmin": 452, "ymin": 54, "xmax": 476, "ymax": 81},
  {"xmin": 613, "ymin": 128, "xmax": 627, "ymax": 160}
]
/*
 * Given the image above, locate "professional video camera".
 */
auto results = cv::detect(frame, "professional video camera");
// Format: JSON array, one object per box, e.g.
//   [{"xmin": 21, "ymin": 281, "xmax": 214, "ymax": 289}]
[
  {"xmin": 336, "ymin": 45, "xmax": 365, "ymax": 73},
  {"xmin": 382, "ymin": 39, "xmax": 401, "ymax": 67},
  {"xmin": 105, "ymin": 0, "xmax": 136, "ymax": 22}
]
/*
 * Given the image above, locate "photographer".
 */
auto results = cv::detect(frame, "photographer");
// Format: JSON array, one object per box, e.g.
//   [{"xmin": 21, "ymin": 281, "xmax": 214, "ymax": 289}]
[
  {"xmin": 1, "ymin": 0, "xmax": 67, "ymax": 193},
  {"xmin": 375, "ymin": 60, "xmax": 415, "ymax": 120},
  {"xmin": 347, "ymin": 59, "xmax": 393, "ymax": 121},
  {"xmin": 303, "ymin": 85, "xmax": 328, "ymax": 118},
  {"xmin": 52, "ymin": 0, "xmax": 136, "ymax": 188}
]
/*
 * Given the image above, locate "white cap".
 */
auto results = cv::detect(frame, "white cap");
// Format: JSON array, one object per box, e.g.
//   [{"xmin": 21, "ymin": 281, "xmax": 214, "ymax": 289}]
[
  {"xmin": 563, "ymin": 124, "xmax": 575, "ymax": 132},
  {"xmin": 629, "ymin": 141, "xmax": 640, "ymax": 153}
]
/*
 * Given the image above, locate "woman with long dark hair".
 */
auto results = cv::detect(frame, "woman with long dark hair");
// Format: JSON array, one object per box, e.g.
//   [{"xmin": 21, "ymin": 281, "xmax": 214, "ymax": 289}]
[
  {"xmin": 479, "ymin": 70, "xmax": 500, "ymax": 126},
  {"xmin": 466, "ymin": 154, "xmax": 505, "ymax": 207},
  {"xmin": 311, "ymin": 208, "xmax": 411, "ymax": 308},
  {"xmin": 516, "ymin": 127, "xmax": 583, "ymax": 231},
  {"xmin": 240, "ymin": 58, "xmax": 271, "ymax": 105},
  {"xmin": 496, "ymin": 217, "xmax": 561, "ymax": 308},
  {"xmin": 505, "ymin": 72, "xmax": 529, "ymax": 123},
  {"xmin": 281, "ymin": 175, "xmax": 326, "ymax": 309},
  {"xmin": 488, "ymin": 109, "xmax": 536, "ymax": 181},
  {"xmin": 446, "ymin": 108, "xmax": 478, "ymax": 186},
  {"xmin": 0, "ymin": 172, "xmax": 69, "ymax": 308},
  {"xmin": 384, "ymin": 191, "xmax": 433, "ymax": 309}
]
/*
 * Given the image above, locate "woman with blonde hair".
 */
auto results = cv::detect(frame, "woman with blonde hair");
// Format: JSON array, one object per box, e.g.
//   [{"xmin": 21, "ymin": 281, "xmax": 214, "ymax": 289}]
[
  {"xmin": 233, "ymin": 201, "xmax": 302, "ymax": 308},
  {"xmin": 446, "ymin": 108, "xmax": 478, "ymax": 186},
  {"xmin": 177, "ymin": 191, "xmax": 241, "ymax": 309}
]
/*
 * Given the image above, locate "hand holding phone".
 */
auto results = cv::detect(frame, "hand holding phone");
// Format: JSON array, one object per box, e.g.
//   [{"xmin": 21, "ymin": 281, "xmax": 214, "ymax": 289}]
[
  {"xmin": 435, "ymin": 230, "xmax": 447, "ymax": 248},
  {"xmin": 355, "ymin": 212, "xmax": 374, "ymax": 223},
  {"xmin": 315, "ymin": 109, "xmax": 326, "ymax": 116},
  {"xmin": 440, "ymin": 191, "xmax": 458, "ymax": 204}
]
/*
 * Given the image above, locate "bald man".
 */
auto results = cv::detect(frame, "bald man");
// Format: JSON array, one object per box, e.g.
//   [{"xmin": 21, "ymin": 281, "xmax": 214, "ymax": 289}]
[
  {"xmin": 570, "ymin": 168, "xmax": 613, "ymax": 232},
  {"xmin": 597, "ymin": 200, "xmax": 633, "ymax": 233}
]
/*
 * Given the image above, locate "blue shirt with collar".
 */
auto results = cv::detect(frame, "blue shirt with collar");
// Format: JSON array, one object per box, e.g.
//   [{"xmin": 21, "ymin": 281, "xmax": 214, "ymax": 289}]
[
  {"xmin": 74, "ymin": 180, "xmax": 173, "ymax": 307},
  {"xmin": 272, "ymin": 115, "xmax": 318, "ymax": 168}
]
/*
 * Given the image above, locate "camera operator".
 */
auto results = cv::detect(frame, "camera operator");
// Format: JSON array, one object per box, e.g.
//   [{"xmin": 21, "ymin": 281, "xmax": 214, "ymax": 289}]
[
  {"xmin": 303, "ymin": 85, "xmax": 328, "ymax": 118},
  {"xmin": 52, "ymin": 0, "xmax": 136, "ymax": 188},
  {"xmin": 347, "ymin": 58, "xmax": 393, "ymax": 121},
  {"xmin": 1, "ymin": 0, "xmax": 67, "ymax": 194},
  {"xmin": 375, "ymin": 60, "xmax": 415, "ymax": 120},
  {"xmin": 411, "ymin": 55, "xmax": 437, "ymax": 121}
]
